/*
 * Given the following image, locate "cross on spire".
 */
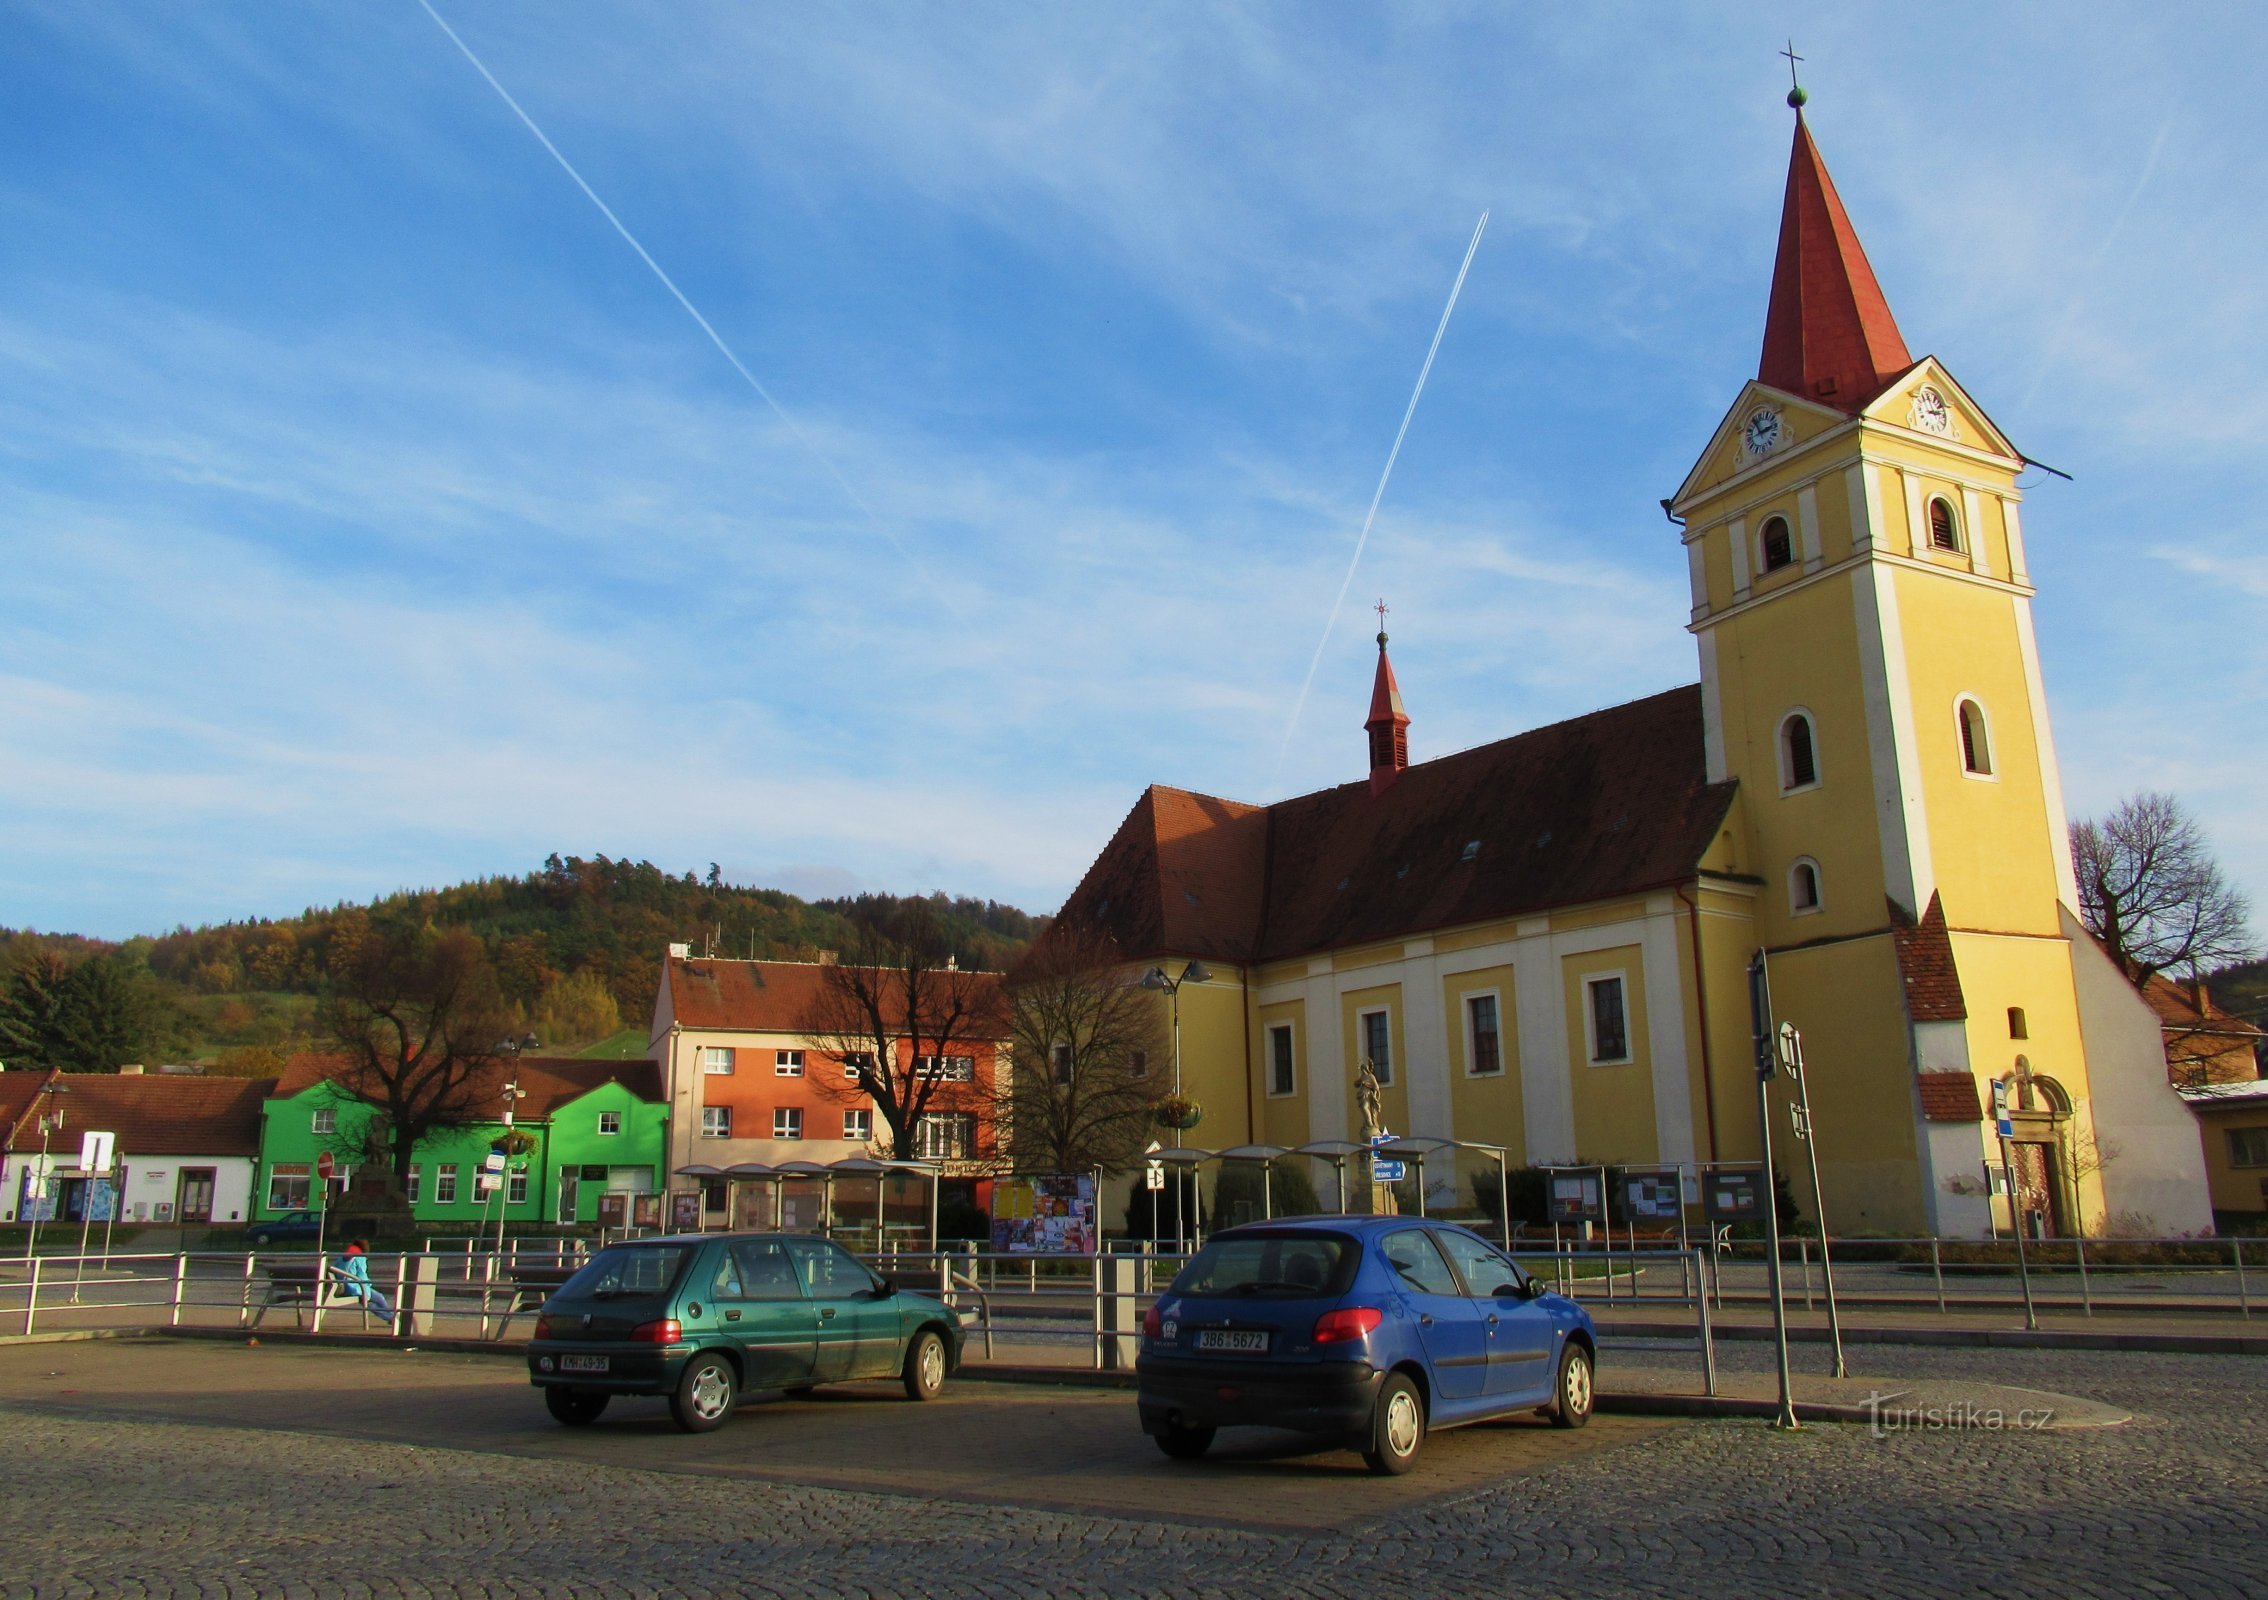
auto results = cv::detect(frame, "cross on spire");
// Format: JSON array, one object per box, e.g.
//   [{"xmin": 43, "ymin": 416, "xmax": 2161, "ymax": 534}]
[
  {"xmin": 1780, "ymin": 40, "xmax": 1808, "ymax": 109},
  {"xmin": 1374, "ymin": 598, "xmax": 1390, "ymax": 642}
]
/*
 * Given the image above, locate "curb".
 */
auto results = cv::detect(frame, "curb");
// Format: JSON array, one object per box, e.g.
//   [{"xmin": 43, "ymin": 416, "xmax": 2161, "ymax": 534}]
[
  {"xmin": 0, "ymin": 1328, "xmax": 151, "ymax": 1348},
  {"xmin": 1599, "ymin": 1320, "xmax": 2268, "ymax": 1356},
  {"xmin": 158, "ymin": 1326, "xmax": 526, "ymax": 1358}
]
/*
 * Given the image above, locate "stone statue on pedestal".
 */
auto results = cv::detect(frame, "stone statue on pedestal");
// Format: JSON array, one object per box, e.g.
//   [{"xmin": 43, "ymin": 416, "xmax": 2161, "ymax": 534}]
[{"xmin": 1354, "ymin": 1057, "xmax": 1396, "ymax": 1216}]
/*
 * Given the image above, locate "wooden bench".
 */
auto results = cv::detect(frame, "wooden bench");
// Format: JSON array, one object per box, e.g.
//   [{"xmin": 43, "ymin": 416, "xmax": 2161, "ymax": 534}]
[{"xmin": 246, "ymin": 1260, "xmax": 390, "ymax": 1331}]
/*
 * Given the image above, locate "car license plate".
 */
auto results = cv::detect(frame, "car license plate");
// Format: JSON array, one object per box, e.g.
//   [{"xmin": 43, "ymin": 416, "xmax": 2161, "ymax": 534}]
[
  {"xmin": 559, "ymin": 1354, "xmax": 609, "ymax": 1374},
  {"xmin": 1195, "ymin": 1329, "xmax": 1268, "ymax": 1353}
]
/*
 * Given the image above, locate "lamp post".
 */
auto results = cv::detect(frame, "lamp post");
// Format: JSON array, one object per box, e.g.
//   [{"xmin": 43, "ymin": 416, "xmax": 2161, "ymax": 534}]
[
  {"xmin": 494, "ymin": 1076, "xmax": 527, "ymax": 1260},
  {"xmin": 1140, "ymin": 961, "xmax": 1211, "ymax": 1250},
  {"xmin": 23, "ymin": 1078, "xmax": 70, "ymax": 1262}
]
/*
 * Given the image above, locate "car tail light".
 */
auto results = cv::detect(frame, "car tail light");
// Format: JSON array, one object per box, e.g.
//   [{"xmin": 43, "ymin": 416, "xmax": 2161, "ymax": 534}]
[
  {"xmin": 1142, "ymin": 1305, "xmax": 1164, "ymax": 1339},
  {"xmin": 534, "ymin": 1315, "xmax": 555, "ymax": 1340},
  {"xmin": 629, "ymin": 1318, "xmax": 683, "ymax": 1344},
  {"xmin": 1313, "ymin": 1306, "xmax": 1384, "ymax": 1345}
]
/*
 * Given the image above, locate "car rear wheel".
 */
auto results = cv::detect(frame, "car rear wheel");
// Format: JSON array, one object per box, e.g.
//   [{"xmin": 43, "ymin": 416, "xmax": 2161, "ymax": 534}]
[
  {"xmin": 1154, "ymin": 1422, "xmax": 1215, "ymax": 1461},
  {"xmin": 902, "ymin": 1329, "xmax": 947, "ymax": 1402},
  {"xmin": 544, "ymin": 1387, "xmax": 610, "ymax": 1426},
  {"xmin": 671, "ymin": 1353, "xmax": 737, "ymax": 1432},
  {"xmin": 1548, "ymin": 1343, "xmax": 1594, "ymax": 1429},
  {"xmin": 1363, "ymin": 1372, "xmax": 1426, "ymax": 1475}
]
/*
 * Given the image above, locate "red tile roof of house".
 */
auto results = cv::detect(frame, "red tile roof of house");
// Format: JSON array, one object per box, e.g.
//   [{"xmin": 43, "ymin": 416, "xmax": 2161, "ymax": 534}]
[
  {"xmin": 662, "ymin": 958, "xmax": 1008, "ymax": 1037},
  {"xmin": 2138, "ymin": 973, "xmax": 2264, "ymax": 1040},
  {"xmin": 271, "ymin": 1054, "xmax": 663, "ymax": 1117},
  {"xmin": 1915, "ymin": 1072, "xmax": 1984, "ymax": 1123},
  {"xmin": 1053, "ymin": 686, "xmax": 1739, "ymax": 965},
  {"xmin": 1758, "ymin": 115, "xmax": 1915, "ymax": 413},
  {"xmin": 1, "ymin": 1070, "xmax": 275, "ymax": 1156},
  {"xmin": 1889, "ymin": 893, "xmax": 1967, "ymax": 1023}
]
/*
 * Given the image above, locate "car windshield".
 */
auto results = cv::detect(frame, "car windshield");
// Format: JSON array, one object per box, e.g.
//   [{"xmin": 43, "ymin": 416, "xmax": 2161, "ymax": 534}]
[
  {"xmin": 556, "ymin": 1243, "xmax": 694, "ymax": 1302},
  {"xmin": 1168, "ymin": 1233, "xmax": 1357, "ymax": 1299}
]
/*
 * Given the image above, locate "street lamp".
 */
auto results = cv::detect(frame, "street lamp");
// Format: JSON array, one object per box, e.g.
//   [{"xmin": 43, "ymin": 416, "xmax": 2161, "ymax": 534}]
[
  {"xmin": 1140, "ymin": 961, "xmax": 1212, "ymax": 1097},
  {"xmin": 493, "ymin": 1077, "xmax": 528, "ymax": 1258},
  {"xmin": 23, "ymin": 1078, "xmax": 70, "ymax": 1262}
]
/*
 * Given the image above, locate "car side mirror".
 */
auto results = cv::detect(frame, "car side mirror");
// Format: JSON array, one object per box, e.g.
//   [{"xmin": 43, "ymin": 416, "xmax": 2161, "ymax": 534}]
[
  {"xmin": 1521, "ymin": 1277, "xmax": 1547, "ymax": 1299},
  {"xmin": 871, "ymin": 1276, "xmax": 896, "ymax": 1299}
]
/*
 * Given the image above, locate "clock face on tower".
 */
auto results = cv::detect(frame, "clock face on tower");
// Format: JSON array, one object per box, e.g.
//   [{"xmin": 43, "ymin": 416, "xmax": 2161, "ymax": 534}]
[
  {"xmin": 1742, "ymin": 406, "xmax": 1784, "ymax": 458},
  {"xmin": 1909, "ymin": 385, "xmax": 1953, "ymax": 437}
]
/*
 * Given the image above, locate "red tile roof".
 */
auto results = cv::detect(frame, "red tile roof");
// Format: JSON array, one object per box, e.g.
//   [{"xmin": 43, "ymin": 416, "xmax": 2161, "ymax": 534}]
[
  {"xmin": 1758, "ymin": 115, "xmax": 1914, "ymax": 413},
  {"xmin": 2138, "ymin": 973, "xmax": 2264, "ymax": 1039},
  {"xmin": 1889, "ymin": 893, "xmax": 1967, "ymax": 1023},
  {"xmin": 1916, "ymin": 1072, "xmax": 1984, "ymax": 1123},
  {"xmin": 270, "ymin": 1054, "xmax": 663, "ymax": 1118},
  {"xmin": 0, "ymin": 1070, "xmax": 275, "ymax": 1156},
  {"xmin": 662, "ymin": 958, "xmax": 1008, "ymax": 1038},
  {"xmin": 1053, "ymin": 686, "xmax": 1738, "ymax": 965}
]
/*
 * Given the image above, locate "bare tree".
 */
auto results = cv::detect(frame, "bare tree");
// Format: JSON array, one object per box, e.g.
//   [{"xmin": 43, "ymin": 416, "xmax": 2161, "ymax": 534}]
[
  {"xmin": 318, "ymin": 923, "xmax": 512, "ymax": 1195},
  {"xmin": 1005, "ymin": 925, "xmax": 1165, "ymax": 1173},
  {"xmin": 2074, "ymin": 792, "xmax": 2255, "ymax": 986},
  {"xmin": 806, "ymin": 902, "xmax": 1005, "ymax": 1165}
]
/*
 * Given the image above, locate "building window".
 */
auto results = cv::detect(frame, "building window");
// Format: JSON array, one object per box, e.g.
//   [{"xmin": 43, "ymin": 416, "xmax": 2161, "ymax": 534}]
[
  {"xmin": 2008, "ymin": 1007, "xmax": 2029, "ymax": 1040},
  {"xmin": 1928, "ymin": 496, "xmax": 1962, "ymax": 552},
  {"xmin": 1360, "ymin": 1009, "xmax": 1393, "ymax": 1086},
  {"xmin": 1051, "ymin": 1043, "xmax": 1074, "ymax": 1085},
  {"xmin": 2228, "ymin": 1128, "xmax": 2268, "ymax": 1169},
  {"xmin": 597, "ymin": 1110, "xmax": 621, "ymax": 1136},
  {"xmin": 1958, "ymin": 698, "xmax": 1994, "ymax": 776},
  {"xmin": 916, "ymin": 1113, "xmax": 976, "ymax": 1161},
  {"xmin": 916, "ymin": 1054, "xmax": 975, "ymax": 1082},
  {"xmin": 773, "ymin": 1107, "xmax": 803, "ymax": 1140},
  {"xmin": 700, "ymin": 1046, "xmax": 735, "ymax": 1075},
  {"xmin": 700, "ymin": 1106, "xmax": 733, "ymax": 1139},
  {"xmin": 1129, "ymin": 1049, "xmax": 1150, "ymax": 1080},
  {"xmin": 507, "ymin": 1170, "xmax": 529, "ymax": 1205},
  {"xmin": 1268, "ymin": 1023, "xmax": 1296, "ymax": 1097},
  {"xmin": 1780, "ymin": 711, "xmax": 1819, "ymax": 791},
  {"xmin": 840, "ymin": 1051, "xmax": 875, "ymax": 1080},
  {"xmin": 310, "ymin": 1106, "xmax": 337, "ymax": 1135},
  {"xmin": 266, "ymin": 1164, "xmax": 310, "ymax": 1211},
  {"xmin": 434, "ymin": 1165, "xmax": 459, "ymax": 1205},
  {"xmin": 403, "ymin": 1165, "xmax": 421, "ymax": 1204},
  {"xmin": 843, "ymin": 1108, "xmax": 872, "ymax": 1142},
  {"xmin": 1790, "ymin": 858, "xmax": 1822, "ymax": 914},
  {"xmin": 1586, "ymin": 977, "xmax": 1631, "ymax": 1064},
  {"xmin": 1759, "ymin": 514, "xmax": 1794, "ymax": 572},
  {"xmin": 775, "ymin": 1049, "xmax": 805, "ymax": 1077},
  {"xmin": 1467, "ymin": 994, "xmax": 1502, "ymax": 1076}
]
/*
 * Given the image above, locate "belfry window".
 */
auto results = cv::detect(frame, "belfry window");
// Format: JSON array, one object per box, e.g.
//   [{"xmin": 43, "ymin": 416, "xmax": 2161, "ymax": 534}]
[
  {"xmin": 1759, "ymin": 515, "xmax": 1794, "ymax": 573},
  {"xmin": 1928, "ymin": 497, "xmax": 1962, "ymax": 552},
  {"xmin": 1780, "ymin": 712, "xmax": 1819, "ymax": 791},
  {"xmin": 1790, "ymin": 858, "xmax": 1822, "ymax": 914},
  {"xmin": 1958, "ymin": 699, "xmax": 1994, "ymax": 776}
]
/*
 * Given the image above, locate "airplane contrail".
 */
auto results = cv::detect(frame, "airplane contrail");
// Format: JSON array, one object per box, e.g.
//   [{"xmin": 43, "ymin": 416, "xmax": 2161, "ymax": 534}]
[
  {"xmin": 414, "ymin": 0, "xmax": 916, "ymax": 565},
  {"xmin": 1272, "ymin": 210, "xmax": 1489, "ymax": 786}
]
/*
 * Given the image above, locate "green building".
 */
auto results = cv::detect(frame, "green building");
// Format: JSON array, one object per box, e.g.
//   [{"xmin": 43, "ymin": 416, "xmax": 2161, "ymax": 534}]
[{"xmin": 255, "ymin": 1054, "xmax": 667, "ymax": 1228}]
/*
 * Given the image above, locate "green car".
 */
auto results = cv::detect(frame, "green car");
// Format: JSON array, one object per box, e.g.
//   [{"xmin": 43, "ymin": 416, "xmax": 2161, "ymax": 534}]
[{"xmin": 526, "ymin": 1232, "xmax": 964, "ymax": 1432}]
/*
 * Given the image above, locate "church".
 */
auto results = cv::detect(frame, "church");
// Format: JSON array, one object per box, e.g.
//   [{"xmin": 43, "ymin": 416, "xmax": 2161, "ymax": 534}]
[{"xmin": 1047, "ymin": 96, "xmax": 2212, "ymax": 1240}]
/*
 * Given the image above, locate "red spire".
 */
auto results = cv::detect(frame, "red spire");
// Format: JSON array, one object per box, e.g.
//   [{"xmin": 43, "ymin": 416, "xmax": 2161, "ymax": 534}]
[
  {"xmin": 1758, "ymin": 114, "xmax": 1912, "ymax": 412},
  {"xmin": 1365, "ymin": 608, "xmax": 1409, "ymax": 796}
]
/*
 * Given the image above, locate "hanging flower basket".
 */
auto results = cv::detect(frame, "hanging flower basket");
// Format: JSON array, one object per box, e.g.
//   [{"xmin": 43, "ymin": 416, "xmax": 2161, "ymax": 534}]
[{"xmin": 1151, "ymin": 1095, "xmax": 1204, "ymax": 1131}]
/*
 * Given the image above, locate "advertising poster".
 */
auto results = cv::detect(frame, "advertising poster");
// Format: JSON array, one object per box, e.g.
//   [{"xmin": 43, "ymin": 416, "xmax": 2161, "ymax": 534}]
[
  {"xmin": 1546, "ymin": 1171, "xmax": 1604, "ymax": 1223},
  {"xmin": 669, "ymin": 1190, "xmax": 702, "ymax": 1232},
  {"xmin": 632, "ymin": 1192, "xmax": 663, "ymax": 1230},
  {"xmin": 990, "ymin": 1174, "xmax": 1097, "ymax": 1254},
  {"xmin": 595, "ymin": 1192, "xmax": 629, "ymax": 1230},
  {"xmin": 1703, "ymin": 1168, "xmax": 1764, "ymax": 1222},
  {"xmin": 1622, "ymin": 1169, "xmax": 1683, "ymax": 1222}
]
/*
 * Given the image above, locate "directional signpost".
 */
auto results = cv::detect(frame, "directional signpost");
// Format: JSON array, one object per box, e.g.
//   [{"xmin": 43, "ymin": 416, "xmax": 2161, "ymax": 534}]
[
  {"xmin": 1779, "ymin": 1022, "xmax": 1845, "ymax": 1378},
  {"xmin": 314, "ymin": 1150, "xmax": 335, "ymax": 1261},
  {"xmin": 1747, "ymin": 951, "xmax": 1799, "ymax": 1430}
]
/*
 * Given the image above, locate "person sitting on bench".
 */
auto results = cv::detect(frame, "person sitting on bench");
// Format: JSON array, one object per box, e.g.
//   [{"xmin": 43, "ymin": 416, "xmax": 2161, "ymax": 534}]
[{"xmin": 332, "ymin": 1239, "xmax": 395, "ymax": 1321}]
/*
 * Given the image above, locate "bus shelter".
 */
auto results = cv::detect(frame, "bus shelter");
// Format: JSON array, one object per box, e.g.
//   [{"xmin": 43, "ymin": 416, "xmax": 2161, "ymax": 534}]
[{"xmin": 675, "ymin": 1157, "xmax": 944, "ymax": 1250}]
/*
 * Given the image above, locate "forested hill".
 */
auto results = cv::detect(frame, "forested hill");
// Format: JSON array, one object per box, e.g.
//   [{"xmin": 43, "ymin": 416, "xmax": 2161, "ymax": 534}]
[{"xmin": 0, "ymin": 856, "xmax": 1044, "ymax": 1073}]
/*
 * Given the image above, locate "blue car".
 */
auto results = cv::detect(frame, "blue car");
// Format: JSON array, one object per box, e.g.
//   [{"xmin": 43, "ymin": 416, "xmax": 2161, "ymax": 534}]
[
  {"xmin": 1137, "ymin": 1215, "xmax": 1597, "ymax": 1474},
  {"xmin": 245, "ymin": 1210, "xmax": 324, "ymax": 1248}
]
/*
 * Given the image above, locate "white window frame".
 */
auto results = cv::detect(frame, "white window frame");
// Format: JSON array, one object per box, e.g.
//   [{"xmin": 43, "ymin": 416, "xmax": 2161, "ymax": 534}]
[
  {"xmin": 507, "ymin": 1170, "xmax": 529, "ymax": 1205},
  {"xmin": 775, "ymin": 1049, "xmax": 805, "ymax": 1077},
  {"xmin": 700, "ymin": 1106, "xmax": 732, "ymax": 1139},
  {"xmin": 1926, "ymin": 493, "xmax": 1964, "ymax": 553},
  {"xmin": 915, "ymin": 1054, "xmax": 975, "ymax": 1082},
  {"xmin": 1357, "ymin": 1007, "xmax": 1394, "ymax": 1087},
  {"xmin": 1463, "ymin": 990, "xmax": 1506, "ymax": 1077},
  {"xmin": 1954, "ymin": 694, "xmax": 1997, "ymax": 781},
  {"xmin": 1581, "ymin": 972, "xmax": 1634, "ymax": 1066},
  {"xmin": 1777, "ymin": 708, "xmax": 1822, "ymax": 794},
  {"xmin": 772, "ymin": 1107, "xmax": 804, "ymax": 1141},
  {"xmin": 596, "ymin": 1110, "xmax": 621, "ymax": 1137},
  {"xmin": 434, "ymin": 1165, "xmax": 459, "ymax": 1205},
  {"xmin": 1789, "ymin": 857, "xmax": 1824, "ymax": 916},
  {"xmin": 840, "ymin": 1050, "xmax": 875, "ymax": 1081},
  {"xmin": 310, "ymin": 1106, "xmax": 336, "ymax": 1135},
  {"xmin": 266, "ymin": 1164, "xmax": 310, "ymax": 1211},
  {"xmin": 700, "ymin": 1046, "xmax": 736, "ymax": 1075},
  {"xmin": 842, "ymin": 1108, "xmax": 872, "ymax": 1142},
  {"xmin": 406, "ymin": 1164, "xmax": 422, "ymax": 1204},
  {"xmin": 915, "ymin": 1112, "xmax": 976, "ymax": 1162},
  {"xmin": 1266, "ymin": 1022, "xmax": 1297, "ymax": 1098}
]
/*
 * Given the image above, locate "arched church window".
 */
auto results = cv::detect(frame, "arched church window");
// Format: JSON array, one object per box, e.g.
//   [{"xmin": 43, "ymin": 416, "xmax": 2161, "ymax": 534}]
[
  {"xmin": 1789, "ymin": 858, "xmax": 1822, "ymax": 914},
  {"xmin": 1958, "ymin": 698, "xmax": 1994, "ymax": 776},
  {"xmin": 1928, "ymin": 496, "xmax": 1962, "ymax": 552},
  {"xmin": 1759, "ymin": 515, "xmax": 1794, "ymax": 573},
  {"xmin": 1779, "ymin": 711, "xmax": 1819, "ymax": 791}
]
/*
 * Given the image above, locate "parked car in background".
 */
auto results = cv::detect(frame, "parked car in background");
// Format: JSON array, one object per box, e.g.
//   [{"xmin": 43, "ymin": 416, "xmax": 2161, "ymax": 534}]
[
  {"xmin": 527, "ymin": 1233, "xmax": 964, "ymax": 1432},
  {"xmin": 244, "ymin": 1210, "xmax": 323, "ymax": 1248},
  {"xmin": 1136, "ymin": 1216, "xmax": 1597, "ymax": 1474}
]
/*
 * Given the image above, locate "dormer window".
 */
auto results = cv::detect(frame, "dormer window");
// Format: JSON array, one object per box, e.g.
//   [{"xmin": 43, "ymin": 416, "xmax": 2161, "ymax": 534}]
[
  {"xmin": 1928, "ymin": 496, "xmax": 1962, "ymax": 552},
  {"xmin": 1779, "ymin": 711, "xmax": 1819, "ymax": 792},
  {"xmin": 1759, "ymin": 515, "xmax": 1794, "ymax": 573}
]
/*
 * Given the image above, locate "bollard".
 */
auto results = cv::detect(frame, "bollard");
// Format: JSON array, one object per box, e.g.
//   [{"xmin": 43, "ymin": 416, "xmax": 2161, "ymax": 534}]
[
  {"xmin": 238, "ymin": 1253, "xmax": 257, "ymax": 1329},
  {"xmin": 171, "ymin": 1254, "xmax": 189, "ymax": 1328},
  {"xmin": 22, "ymin": 1255, "xmax": 39, "ymax": 1336},
  {"xmin": 405, "ymin": 1253, "xmax": 441, "ymax": 1337},
  {"xmin": 1098, "ymin": 1255, "xmax": 1140, "ymax": 1370},
  {"xmin": 2075, "ymin": 1234, "xmax": 2092, "ymax": 1318},
  {"xmin": 2237, "ymin": 1238, "xmax": 2252, "ymax": 1320},
  {"xmin": 1931, "ymin": 1238, "xmax": 1946, "ymax": 1314},
  {"xmin": 1695, "ymin": 1249, "xmax": 1717, "ymax": 1397}
]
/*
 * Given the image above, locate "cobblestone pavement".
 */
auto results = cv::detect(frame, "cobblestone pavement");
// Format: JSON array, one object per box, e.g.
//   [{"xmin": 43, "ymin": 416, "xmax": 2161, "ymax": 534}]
[{"xmin": 0, "ymin": 1339, "xmax": 2263, "ymax": 1598}]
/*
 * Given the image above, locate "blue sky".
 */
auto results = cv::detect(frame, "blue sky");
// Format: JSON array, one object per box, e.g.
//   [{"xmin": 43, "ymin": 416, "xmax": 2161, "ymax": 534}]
[{"xmin": 3, "ymin": 3, "xmax": 2264, "ymax": 943}]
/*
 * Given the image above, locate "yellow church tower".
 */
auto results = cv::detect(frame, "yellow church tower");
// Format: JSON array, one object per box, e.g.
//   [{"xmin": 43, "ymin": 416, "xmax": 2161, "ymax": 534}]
[{"xmin": 1668, "ymin": 90, "xmax": 2205, "ymax": 1235}]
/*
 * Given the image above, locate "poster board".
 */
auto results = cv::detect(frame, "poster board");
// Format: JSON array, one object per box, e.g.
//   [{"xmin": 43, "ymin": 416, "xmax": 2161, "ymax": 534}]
[
  {"xmin": 632, "ymin": 1192, "xmax": 663, "ymax": 1230},
  {"xmin": 1702, "ymin": 1166, "xmax": 1765, "ymax": 1223},
  {"xmin": 1621, "ymin": 1168, "xmax": 1684, "ymax": 1222},
  {"xmin": 669, "ymin": 1190, "xmax": 702, "ymax": 1233},
  {"xmin": 1545, "ymin": 1170, "xmax": 1604, "ymax": 1224},
  {"xmin": 596, "ymin": 1192, "xmax": 629, "ymax": 1230},
  {"xmin": 990, "ymin": 1174, "xmax": 1097, "ymax": 1254}
]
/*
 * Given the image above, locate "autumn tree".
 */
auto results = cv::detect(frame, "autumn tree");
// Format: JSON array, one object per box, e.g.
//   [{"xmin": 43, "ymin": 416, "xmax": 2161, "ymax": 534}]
[
  {"xmin": 317, "ymin": 923, "xmax": 513, "ymax": 1194},
  {"xmin": 1005, "ymin": 925, "xmax": 1165, "ymax": 1173},
  {"xmin": 806, "ymin": 901, "xmax": 1005, "ymax": 1164},
  {"xmin": 0, "ymin": 943, "xmax": 184, "ymax": 1072},
  {"xmin": 2074, "ymin": 792, "xmax": 2255, "ymax": 986}
]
